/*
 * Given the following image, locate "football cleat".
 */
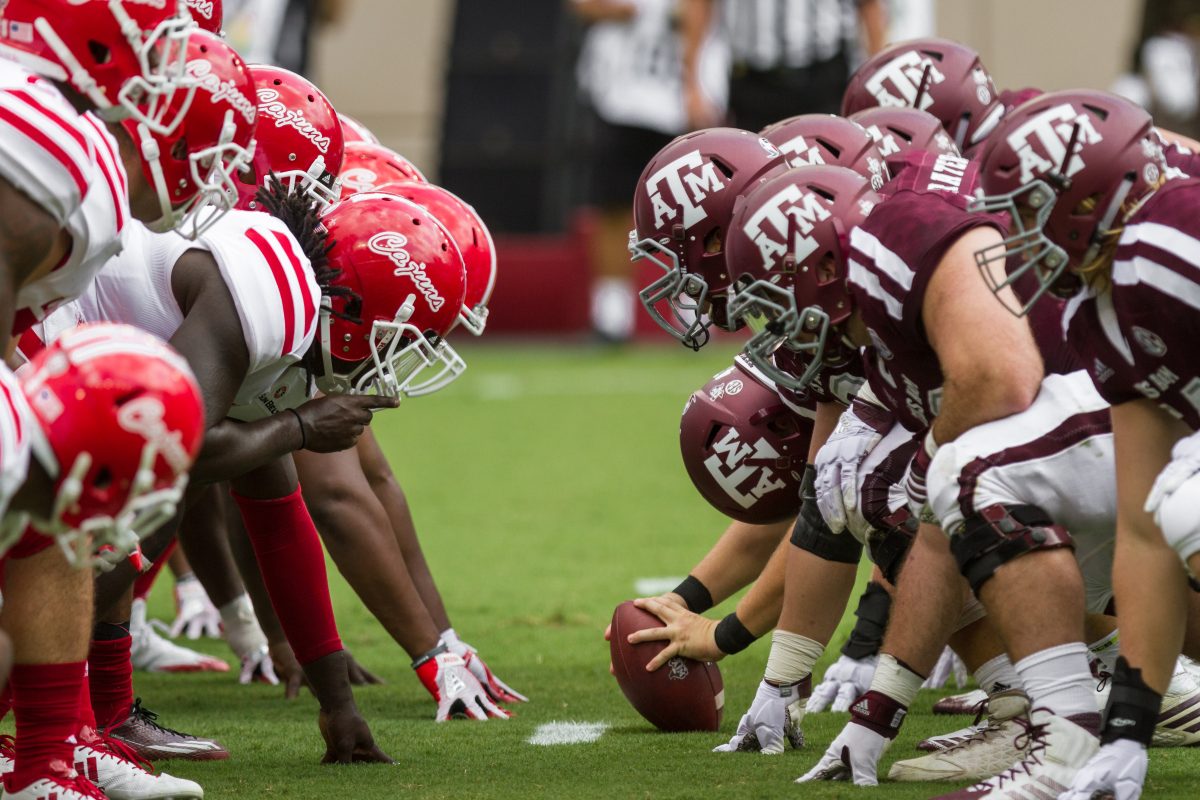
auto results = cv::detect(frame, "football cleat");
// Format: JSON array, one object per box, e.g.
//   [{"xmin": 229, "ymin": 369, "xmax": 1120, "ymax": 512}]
[
  {"xmin": 916, "ymin": 718, "xmax": 990, "ymax": 752},
  {"xmin": 1152, "ymin": 659, "xmax": 1200, "ymax": 747},
  {"xmin": 932, "ymin": 688, "xmax": 988, "ymax": 715},
  {"xmin": 891, "ymin": 690, "xmax": 1031, "ymax": 781},
  {"xmin": 73, "ymin": 739, "xmax": 202, "ymax": 800},
  {"xmin": 929, "ymin": 710, "xmax": 1099, "ymax": 799},
  {"xmin": 1, "ymin": 773, "xmax": 106, "ymax": 800},
  {"xmin": 130, "ymin": 599, "xmax": 229, "ymax": 674},
  {"xmin": 106, "ymin": 700, "xmax": 228, "ymax": 762}
]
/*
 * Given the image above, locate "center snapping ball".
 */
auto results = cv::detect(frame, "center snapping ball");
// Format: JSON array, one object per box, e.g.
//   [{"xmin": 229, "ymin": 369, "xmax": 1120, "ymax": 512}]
[{"xmin": 609, "ymin": 601, "xmax": 724, "ymax": 732}]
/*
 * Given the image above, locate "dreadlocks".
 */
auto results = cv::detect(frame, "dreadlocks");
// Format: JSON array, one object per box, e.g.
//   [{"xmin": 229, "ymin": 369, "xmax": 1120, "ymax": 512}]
[{"xmin": 255, "ymin": 175, "xmax": 361, "ymax": 325}]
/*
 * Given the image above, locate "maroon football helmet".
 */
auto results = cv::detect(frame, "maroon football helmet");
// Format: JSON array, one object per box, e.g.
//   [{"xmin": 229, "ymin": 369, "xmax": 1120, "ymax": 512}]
[
  {"xmin": 972, "ymin": 89, "xmax": 1163, "ymax": 314},
  {"xmin": 841, "ymin": 38, "xmax": 1003, "ymax": 153},
  {"xmin": 725, "ymin": 166, "xmax": 880, "ymax": 390},
  {"xmin": 760, "ymin": 114, "xmax": 889, "ymax": 190},
  {"xmin": 630, "ymin": 128, "xmax": 784, "ymax": 350},
  {"xmin": 848, "ymin": 107, "xmax": 960, "ymax": 174},
  {"xmin": 680, "ymin": 356, "xmax": 811, "ymax": 524}
]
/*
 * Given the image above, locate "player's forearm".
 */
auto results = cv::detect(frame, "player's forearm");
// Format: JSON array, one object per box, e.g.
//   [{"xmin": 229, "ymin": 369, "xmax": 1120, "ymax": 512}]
[
  {"xmin": 931, "ymin": 369, "xmax": 1040, "ymax": 445},
  {"xmin": 194, "ymin": 415, "xmax": 304, "ymax": 484},
  {"xmin": 680, "ymin": 0, "xmax": 716, "ymax": 86},
  {"xmin": 689, "ymin": 519, "xmax": 792, "ymax": 606},
  {"xmin": 733, "ymin": 538, "xmax": 790, "ymax": 636},
  {"xmin": 857, "ymin": 0, "xmax": 887, "ymax": 56}
]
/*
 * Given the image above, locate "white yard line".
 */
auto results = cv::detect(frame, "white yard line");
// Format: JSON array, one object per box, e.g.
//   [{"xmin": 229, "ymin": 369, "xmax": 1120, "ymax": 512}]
[
  {"xmin": 633, "ymin": 577, "xmax": 686, "ymax": 596},
  {"xmin": 527, "ymin": 721, "xmax": 610, "ymax": 746}
]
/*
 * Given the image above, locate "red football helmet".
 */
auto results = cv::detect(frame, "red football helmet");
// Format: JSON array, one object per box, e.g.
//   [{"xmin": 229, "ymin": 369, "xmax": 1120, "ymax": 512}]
[
  {"xmin": 972, "ymin": 89, "xmax": 1163, "ymax": 314},
  {"xmin": 848, "ymin": 107, "xmax": 960, "ymax": 174},
  {"xmin": 760, "ymin": 114, "xmax": 889, "ymax": 190},
  {"xmin": 340, "ymin": 113, "xmax": 381, "ymax": 145},
  {"xmin": 316, "ymin": 192, "xmax": 468, "ymax": 398},
  {"xmin": 725, "ymin": 166, "xmax": 880, "ymax": 390},
  {"xmin": 125, "ymin": 30, "xmax": 257, "ymax": 238},
  {"xmin": 338, "ymin": 142, "xmax": 427, "ymax": 198},
  {"xmin": 373, "ymin": 181, "xmax": 495, "ymax": 338},
  {"xmin": 0, "ymin": 0, "xmax": 197, "ymax": 135},
  {"xmin": 184, "ymin": 0, "xmax": 222, "ymax": 33},
  {"xmin": 841, "ymin": 38, "xmax": 1003, "ymax": 153},
  {"xmin": 631, "ymin": 127, "xmax": 785, "ymax": 349},
  {"xmin": 236, "ymin": 65, "xmax": 344, "ymax": 210},
  {"xmin": 20, "ymin": 323, "xmax": 204, "ymax": 568},
  {"xmin": 680, "ymin": 356, "xmax": 811, "ymax": 524}
]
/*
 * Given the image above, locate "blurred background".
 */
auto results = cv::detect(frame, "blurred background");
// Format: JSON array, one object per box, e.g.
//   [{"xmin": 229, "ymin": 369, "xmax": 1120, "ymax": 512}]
[{"xmin": 242, "ymin": 0, "xmax": 1200, "ymax": 341}]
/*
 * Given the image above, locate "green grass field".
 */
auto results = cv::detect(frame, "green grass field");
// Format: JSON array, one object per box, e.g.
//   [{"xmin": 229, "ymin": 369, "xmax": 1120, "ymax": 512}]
[{"xmin": 129, "ymin": 342, "xmax": 1198, "ymax": 798}]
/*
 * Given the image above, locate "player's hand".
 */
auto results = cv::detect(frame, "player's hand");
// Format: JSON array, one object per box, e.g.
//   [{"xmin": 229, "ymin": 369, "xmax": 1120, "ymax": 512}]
[
  {"xmin": 169, "ymin": 576, "xmax": 222, "ymax": 640},
  {"xmin": 922, "ymin": 646, "xmax": 968, "ymax": 689},
  {"xmin": 1059, "ymin": 739, "xmax": 1147, "ymax": 800},
  {"xmin": 902, "ymin": 432, "xmax": 938, "ymax": 524},
  {"xmin": 219, "ymin": 594, "xmax": 277, "ymax": 685},
  {"xmin": 294, "ymin": 394, "xmax": 399, "ymax": 453},
  {"xmin": 415, "ymin": 651, "xmax": 511, "ymax": 721},
  {"xmin": 684, "ymin": 81, "xmax": 723, "ymax": 130},
  {"xmin": 344, "ymin": 650, "xmax": 384, "ymax": 686},
  {"xmin": 268, "ymin": 640, "xmax": 311, "ymax": 699},
  {"xmin": 796, "ymin": 719, "xmax": 891, "ymax": 786},
  {"xmin": 713, "ymin": 678, "xmax": 807, "ymax": 754},
  {"xmin": 443, "ymin": 637, "xmax": 527, "ymax": 704},
  {"xmin": 628, "ymin": 596, "xmax": 722, "ymax": 670},
  {"xmin": 807, "ymin": 654, "xmax": 878, "ymax": 713},
  {"xmin": 317, "ymin": 705, "xmax": 394, "ymax": 765},
  {"xmin": 814, "ymin": 398, "xmax": 892, "ymax": 534}
]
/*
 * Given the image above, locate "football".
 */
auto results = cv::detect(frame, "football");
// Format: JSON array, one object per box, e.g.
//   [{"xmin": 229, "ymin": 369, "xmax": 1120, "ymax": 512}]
[{"xmin": 609, "ymin": 601, "xmax": 724, "ymax": 732}]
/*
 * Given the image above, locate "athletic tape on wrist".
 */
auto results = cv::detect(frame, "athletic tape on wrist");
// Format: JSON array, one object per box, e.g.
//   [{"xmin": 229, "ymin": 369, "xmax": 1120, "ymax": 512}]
[
  {"xmin": 672, "ymin": 575, "xmax": 714, "ymax": 614},
  {"xmin": 869, "ymin": 653, "xmax": 925, "ymax": 708},
  {"xmin": 764, "ymin": 630, "xmax": 824, "ymax": 685},
  {"xmin": 714, "ymin": 612, "xmax": 757, "ymax": 655}
]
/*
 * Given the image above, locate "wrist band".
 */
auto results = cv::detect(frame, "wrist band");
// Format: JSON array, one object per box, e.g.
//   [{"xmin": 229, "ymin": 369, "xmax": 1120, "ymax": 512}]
[
  {"xmin": 714, "ymin": 612, "xmax": 757, "ymax": 655},
  {"xmin": 410, "ymin": 642, "xmax": 448, "ymax": 670},
  {"xmin": 1102, "ymin": 656, "xmax": 1162, "ymax": 746},
  {"xmin": 672, "ymin": 575, "xmax": 714, "ymax": 613},
  {"xmin": 287, "ymin": 408, "xmax": 307, "ymax": 450}
]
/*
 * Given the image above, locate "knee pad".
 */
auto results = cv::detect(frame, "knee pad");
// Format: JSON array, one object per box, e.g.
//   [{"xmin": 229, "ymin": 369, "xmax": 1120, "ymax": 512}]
[
  {"xmin": 867, "ymin": 509, "xmax": 917, "ymax": 586},
  {"xmin": 949, "ymin": 504, "xmax": 1074, "ymax": 594},
  {"xmin": 791, "ymin": 467, "xmax": 864, "ymax": 563}
]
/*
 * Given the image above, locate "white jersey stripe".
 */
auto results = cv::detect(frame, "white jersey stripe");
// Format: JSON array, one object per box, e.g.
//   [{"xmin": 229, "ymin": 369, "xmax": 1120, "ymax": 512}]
[
  {"xmin": 1122, "ymin": 221, "xmax": 1200, "ymax": 267},
  {"xmin": 79, "ymin": 114, "xmax": 127, "ymax": 233},
  {"xmin": 1113, "ymin": 255, "xmax": 1200, "ymax": 314},
  {"xmin": 848, "ymin": 259, "xmax": 904, "ymax": 320},
  {"xmin": 850, "ymin": 228, "xmax": 916, "ymax": 291}
]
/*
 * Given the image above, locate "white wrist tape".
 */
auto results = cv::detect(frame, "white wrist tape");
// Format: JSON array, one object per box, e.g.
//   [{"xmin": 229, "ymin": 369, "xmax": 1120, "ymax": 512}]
[
  {"xmin": 765, "ymin": 630, "xmax": 825, "ymax": 685},
  {"xmin": 869, "ymin": 654, "xmax": 925, "ymax": 707}
]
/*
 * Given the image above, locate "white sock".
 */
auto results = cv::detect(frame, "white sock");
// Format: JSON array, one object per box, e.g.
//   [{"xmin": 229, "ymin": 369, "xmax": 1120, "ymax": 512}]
[
  {"xmin": 975, "ymin": 654, "xmax": 1023, "ymax": 695},
  {"xmin": 1087, "ymin": 629, "xmax": 1120, "ymax": 679},
  {"xmin": 1014, "ymin": 642, "xmax": 1099, "ymax": 719},
  {"xmin": 590, "ymin": 278, "xmax": 634, "ymax": 339}
]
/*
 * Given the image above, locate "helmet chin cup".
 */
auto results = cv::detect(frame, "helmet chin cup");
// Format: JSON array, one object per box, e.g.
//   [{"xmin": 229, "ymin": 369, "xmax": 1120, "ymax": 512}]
[
  {"xmin": 457, "ymin": 303, "xmax": 488, "ymax": 337},
  {"xmin": 968, "ymin": 179, "xmax": 1069, "ymax": 316},
  {"xmin": 728, "ymin": 280, "xmax": 831, "ymax": 392},
  {"xmin": 274, "ymin": 156, "xmax": 341, "ymax": 209},
  {"xmin": 630, "ymin": 235, "xmax": 711, "ymax": 351}
]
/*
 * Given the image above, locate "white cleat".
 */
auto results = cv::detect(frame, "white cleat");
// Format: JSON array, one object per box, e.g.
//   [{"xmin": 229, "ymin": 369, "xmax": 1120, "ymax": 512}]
[
  {"xmin": 130, "ymin": 600, "xmax": 228, "ymax": 674},
  {"xmin": 1152, "ymin": 659, "xmax": 1200, "ymax": 747},
  {"xmin": 928, "ymin": 710, "xmax": 1099, "ymax": 799},
  {"xmin": 932, "ymin": 688, "xmax": 988, "ymax": 715},
  {"xmin": 73, "ymin": 742, "xmax": 202, "ymax": 800},
  {"xmin": 1, "ymin": 771, "xmax": 105, "ymax": 800},
  {"xmin": 891, "ymin": 690, "xmax": 1031, "ymax": 781}
]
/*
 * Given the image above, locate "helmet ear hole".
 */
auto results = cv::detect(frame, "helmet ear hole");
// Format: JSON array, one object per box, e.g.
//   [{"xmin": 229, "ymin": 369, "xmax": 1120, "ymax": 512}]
[
  {"xmin": 93, "ymin": 466, "xmax": 113, "ymax": 491},
  {"xmin": 88, "ymin": 41, "xmax": 112, "ymax": 65}
]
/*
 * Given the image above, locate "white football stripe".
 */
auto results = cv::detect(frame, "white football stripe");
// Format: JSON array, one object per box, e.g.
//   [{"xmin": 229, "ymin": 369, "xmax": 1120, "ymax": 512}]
[
  {"xmin": 634, "ymin": 577, "xmax": 685, "ymax": 596},
  {"xmin": 849, "ymin": 228, "xmax": 916, "ymax": 290},
  {"xmin": 527, "ymin": 722, "xmax": 609, "ymax": 746}
]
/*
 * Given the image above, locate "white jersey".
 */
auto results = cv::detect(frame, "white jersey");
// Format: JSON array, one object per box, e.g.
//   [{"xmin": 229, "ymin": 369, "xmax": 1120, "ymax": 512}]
[
  {"xmin": 0, "ymin": 61, "xmax": 129, "ymax": 334},
  {"xmin": 0, "ymin": 364, "xmax": 33, "ymax": 539},
  {"xmin": 53, "ymin": 211, "xmax": 319, "ymax": 415}
]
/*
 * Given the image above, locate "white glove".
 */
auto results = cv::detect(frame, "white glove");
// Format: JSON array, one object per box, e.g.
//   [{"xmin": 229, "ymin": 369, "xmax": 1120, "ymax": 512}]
[
  {"xmin": 1145, "ymin": 430, "xmax": 1200, "ymax": 518},
  {"xmin": 415, "ymin": 650, "xmax": 511, "ymax": 721},
  {"xmin": 1059, "ymin": 739, "xmax": 1148, "ymax": 800},
  {"xmin": 169, "ymin": 576, "xmax": 222, "ymax": 640},
  {"xmin": 442, "ymin": 630, "xmax": 528, "ymax": 704},
  {"xmin": 219, "ymin": 594, "xmax": 278, "ymax": 686},
  {"xmin": 713, "ymin": 679, "xmax": 807, "ymax": 754},
  {"xmin": 796, "ymin": 719, "xmax": 891, "ymax": 786},
  {"xmin": 807, "ymin": 654, "xmax": 878, "ymax": 713},
  {"xmin": 922, "ymin": 646, "xmax": 969, "ymax": 689},
  {"xmin": 814, "ymin": 399, "xmax": 891, "ymax": 535}
]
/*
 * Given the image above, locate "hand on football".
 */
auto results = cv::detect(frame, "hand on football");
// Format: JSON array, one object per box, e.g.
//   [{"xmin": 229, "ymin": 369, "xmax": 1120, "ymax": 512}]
[
  {"xmin": 294, "ymin": 394, "xmax": 399, "ymax": 453},
  {"xmin": 627, "ymin": 596, "xmax": 721, "ymax": 671},
  {"xmin": 713, "ymin": 678, "xmax": 807, "ymax": 754},
  {"xmin": 807, "ymin": 654, "xmax": 878, "ymax": 713}
]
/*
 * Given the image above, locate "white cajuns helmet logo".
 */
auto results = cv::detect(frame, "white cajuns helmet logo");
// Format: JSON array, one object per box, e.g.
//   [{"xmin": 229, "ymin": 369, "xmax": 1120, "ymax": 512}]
[
  {"xmin": 186, "ymin": 60, "xmax": 257, "ymax": 126},
  {"xmin": 185, "ymin": 0, "xmax": 215, "ymax": 19},
  {"xmin": 339, "ymin": 168, "xmax": 380, "ymax": 195},
  {"xmin": 367, "ymin": 232, "xmax": 446, "ymax": 312},
  {"xmin": 1007, "ymin": 103, "xmax": 1103, "ymax": 184},
  {"xmin": 646, "ymin": 150, "xmax": 728, "ymax": 230},
  {"xmin": 117, "ymin": 397, "xmax": 192, "ymax": 474},
  {"xmin": 865, "ymin": 50, "xmax": 946, "ymax": 111},
  {"xmin": 742, "ymin": 184, "xmax": 831, "ymax": 272},
  {"xmin": 704, "ymin": 427, "xmax": 787, "ymax": 509},
  {"xmin": 256, "ymin": 87, "xmax": 331, "ymax": 154}
]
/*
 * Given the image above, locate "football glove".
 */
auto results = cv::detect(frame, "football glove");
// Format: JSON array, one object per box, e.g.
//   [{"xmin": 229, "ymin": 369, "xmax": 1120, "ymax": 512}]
[
  {"xmin": 414, "ymin": 649, "xmax": 511, "ymax": 721},
  {"xmin": 814, "ymin": 397, "xmax": 892, "ymax": 536},
  {"xmin": 1059, "ymin": 739, "xmax": 1147, "ymax": 800},
  {"xmin": 442, "ymin": 629, "xmax": 527, "ymax": 703},
  {"xmin": 713, "ymin": 679, "xmax": 807, "ymax": 754},
  {"xmin": 807, "ymin": 655, "xmax": 878, "ymax": 713}
]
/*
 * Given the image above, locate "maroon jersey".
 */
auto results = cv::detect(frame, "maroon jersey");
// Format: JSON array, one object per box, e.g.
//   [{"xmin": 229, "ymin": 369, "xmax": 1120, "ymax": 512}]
[
  {"xmin": 1157, "ymin": 131, "xmax": 1200, "ymax": 177},
  {"xmin": 1064, "ymin": 178, "xmax": 1200, "ymax": 429}
]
